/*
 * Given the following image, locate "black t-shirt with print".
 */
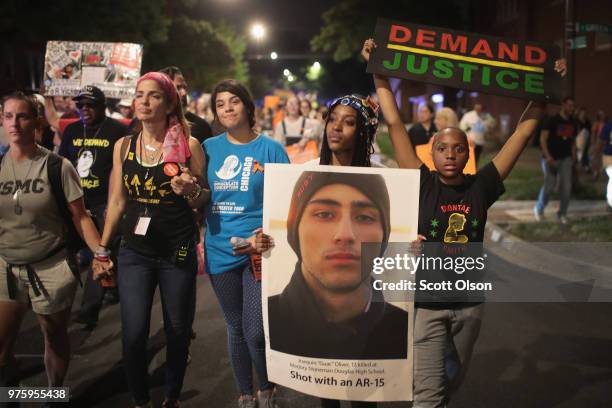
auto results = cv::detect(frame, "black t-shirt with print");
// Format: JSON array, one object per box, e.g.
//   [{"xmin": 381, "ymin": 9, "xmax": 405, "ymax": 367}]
[
  {"xmin": 59, "ymin": 117, "xmax": 128, "ymax": 208},
  {"xmin": 121, "ymin": 136, "xmax": 197, "ymax": 257},
  {"xmin": 544, "ymin": 114, "xmax": 578, "ymax": 160},
  {"xmin": 416, "ymin": 163, "xmax": 505, "ymax": 308}
]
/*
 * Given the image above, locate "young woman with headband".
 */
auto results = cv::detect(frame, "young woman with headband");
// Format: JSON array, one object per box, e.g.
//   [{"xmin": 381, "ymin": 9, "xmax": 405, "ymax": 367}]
[{"xmin": 95, "ymin": 72, "xmax": 208, "ymax": 408}]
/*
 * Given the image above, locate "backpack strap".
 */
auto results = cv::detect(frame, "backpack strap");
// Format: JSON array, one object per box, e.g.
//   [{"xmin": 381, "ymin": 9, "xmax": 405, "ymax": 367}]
[
  {"xmin": 120, "ymin": 135, "xmax": 132, "ymax": 166},
  {"xmin": 47, "ymin": 152, "xmax": 71, "ymax": 224},
  {"xmin": 300, "ymin": 117, "xmax": 306, "ymax": 136},
  {"xmin": 46, "ymin": 152, "xmax": 84, "ymax": 285}
]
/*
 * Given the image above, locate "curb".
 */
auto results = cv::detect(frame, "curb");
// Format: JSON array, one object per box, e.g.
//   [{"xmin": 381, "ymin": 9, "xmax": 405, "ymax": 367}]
[{"xmin": 484, "ymin": 222, "xmax": 612, "ymax": 289}]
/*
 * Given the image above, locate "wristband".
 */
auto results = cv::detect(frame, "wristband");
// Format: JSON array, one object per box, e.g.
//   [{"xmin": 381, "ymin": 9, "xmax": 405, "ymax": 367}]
[
  {"xmin": 94, "ymin": 255, "xmax": 110, "ymax": 262},
  {"xmin": 183, "ymin": 183, "xmax": 202, "ymax": 201},
  {"xmin": 95, "ymin": 246, "xmax": 111, "ymax": 258}
]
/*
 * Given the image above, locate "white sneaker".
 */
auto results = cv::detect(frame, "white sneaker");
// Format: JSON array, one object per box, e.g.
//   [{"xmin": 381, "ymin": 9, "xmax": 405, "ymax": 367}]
[
  {"xmin": 558, "ymin": 215, "xmax": 569, "ymax": 225},
  {"xmin": 533, "ymin": 207, "xmax": 543, "ymax": 222}
]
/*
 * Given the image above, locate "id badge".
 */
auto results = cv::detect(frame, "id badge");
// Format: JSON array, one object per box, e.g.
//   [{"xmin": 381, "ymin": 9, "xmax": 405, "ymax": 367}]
[{"xmin": 134, "ymin": 216, "xmax": 152, "ymax": 236}]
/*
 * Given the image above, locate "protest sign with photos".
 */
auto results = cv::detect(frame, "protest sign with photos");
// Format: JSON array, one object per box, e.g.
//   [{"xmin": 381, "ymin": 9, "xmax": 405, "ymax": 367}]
[
  {"xmin": 44, "ymin": 41, "xmax": 143, "ymax": 99},
  {"xmin": 262, "ymin": 164, "xmax": 420, "ymax": 402}
]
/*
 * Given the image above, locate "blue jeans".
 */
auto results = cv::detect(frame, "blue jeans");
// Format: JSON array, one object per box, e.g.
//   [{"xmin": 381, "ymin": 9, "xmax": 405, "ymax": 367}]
[
  {"xmin": 209, "ymin": 264, "xmax": 272, "ymax": 396},
  {"xmin": 118, "ymin": 244, "xmax": 197, "ymax": 405},
  {"xmin": 535, "ymin": 157, "xmax": 573, "ymax": 216}
]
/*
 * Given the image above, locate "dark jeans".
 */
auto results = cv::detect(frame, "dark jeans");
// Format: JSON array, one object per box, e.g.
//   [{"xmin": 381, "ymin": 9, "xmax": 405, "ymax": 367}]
[
  {"xmin": 209, "ymin": 264, "xmax": 272, "ymax": 396},
  {"xmin": 78, "ymin": 204, "xmax": 119, "ymax": 322},
  {"xmin": 535, "ymin": 157, "xmax": 573, "ymax": 216},
  {"xmin": 321, "ymin": 399, "xmax": 377, "ymax": 408},
  {"xmin": 118, "ymin": 244, "xmax": 197, "ymax": 405}
]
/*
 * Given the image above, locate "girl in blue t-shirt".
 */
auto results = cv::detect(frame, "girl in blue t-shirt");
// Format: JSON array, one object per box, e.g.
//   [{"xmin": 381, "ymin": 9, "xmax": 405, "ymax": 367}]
[{"xmin": 202, "ymin": 79, "xmax": 288, "ymax": 408}]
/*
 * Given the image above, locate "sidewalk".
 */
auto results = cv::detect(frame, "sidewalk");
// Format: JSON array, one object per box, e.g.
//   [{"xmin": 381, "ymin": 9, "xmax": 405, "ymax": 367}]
[
  {"xmin": 488, "ymin": 200, "xmax": 610, "ymax": 224},
  {"xmin": 484, "ymin": 199, "xmax": 612, "ymax": 300}
]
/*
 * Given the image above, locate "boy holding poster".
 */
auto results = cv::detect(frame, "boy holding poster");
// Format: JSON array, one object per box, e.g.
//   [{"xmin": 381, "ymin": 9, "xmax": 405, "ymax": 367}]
[{"xmin": 362, "ymin": 38, "xmax": 566, "ymax": 408}]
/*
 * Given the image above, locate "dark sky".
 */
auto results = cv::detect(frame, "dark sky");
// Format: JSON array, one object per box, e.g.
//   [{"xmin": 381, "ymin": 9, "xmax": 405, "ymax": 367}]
[
  {"xmin": 198, "ymin": 0, "xmax": 336, "ymax": 56},
  {"xmin": 197, "ymin": 0, "xmax": 358, "ymax": 95}
]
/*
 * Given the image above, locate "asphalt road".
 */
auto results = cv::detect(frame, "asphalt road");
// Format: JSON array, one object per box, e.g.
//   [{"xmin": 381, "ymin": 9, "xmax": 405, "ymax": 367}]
[{"xmin": 11, "ymin": 252, "xmax": 612, "ymax": 407}]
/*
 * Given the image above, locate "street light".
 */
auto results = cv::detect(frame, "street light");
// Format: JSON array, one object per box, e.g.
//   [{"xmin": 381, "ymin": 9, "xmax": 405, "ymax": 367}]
[
  {"xmin": 287, "ymin": 75, "xmax": 295, "ymax": 82},
  {"xmin": 432, "ymin": 93, "xmax": 444, "ymax": 103},
  {"xmin": 250, "ymin": 23, "xmax": 266, "ymax": 41},
  {"xmin": 283, "ymin": 69, "xmax": 290, "ymax": 77},
  {"xmin": 307, "ymin": 61, "xmax": 322, "ymax": 81},
  {"xmin": 270, "ymin": 51, "xmax": 278, "ymax": 60}
]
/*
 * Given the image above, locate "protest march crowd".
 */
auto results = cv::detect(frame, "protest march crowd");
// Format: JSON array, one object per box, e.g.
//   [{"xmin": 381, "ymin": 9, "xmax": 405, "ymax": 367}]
[{"xmin": 0, "ymin": 28, "xmax": 609, "ymax": 408}]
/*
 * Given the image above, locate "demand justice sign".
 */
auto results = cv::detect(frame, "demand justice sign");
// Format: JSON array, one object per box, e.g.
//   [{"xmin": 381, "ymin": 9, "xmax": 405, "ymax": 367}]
[
  {"xmin": 367, "ymin": 19, "xmax": 562, "ymax": 103},
  {"xmin": 44, "ymin": 41, "xmax": 143, "ymax": 99}
]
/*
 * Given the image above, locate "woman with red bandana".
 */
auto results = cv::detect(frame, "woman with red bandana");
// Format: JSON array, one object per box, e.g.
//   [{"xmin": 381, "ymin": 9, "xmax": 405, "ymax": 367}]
[{"xmin": 95, "ymin": 72, "xmax": 209, "ymax": 408}]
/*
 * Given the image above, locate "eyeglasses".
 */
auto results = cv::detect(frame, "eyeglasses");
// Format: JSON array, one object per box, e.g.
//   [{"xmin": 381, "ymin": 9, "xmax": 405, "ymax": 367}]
[{"xmin": 76, "ymin": 101, "xmax": 98, "ymax": 109}]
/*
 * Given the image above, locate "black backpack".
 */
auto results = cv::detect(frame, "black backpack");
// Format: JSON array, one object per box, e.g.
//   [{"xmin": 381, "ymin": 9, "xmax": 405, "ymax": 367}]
[{"xmin": 0, "ymin": 150, "xmax": 87, "ymax": 252}]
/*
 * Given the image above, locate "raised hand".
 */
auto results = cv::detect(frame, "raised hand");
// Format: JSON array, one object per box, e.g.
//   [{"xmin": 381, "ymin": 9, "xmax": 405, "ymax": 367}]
[
  {"xmin": 361, "ymin": 38, "xmax": 377, "ymax": 62},
  {"xmin": 554, "ymin": 58, "xmax": 567, "ymax": 77}
]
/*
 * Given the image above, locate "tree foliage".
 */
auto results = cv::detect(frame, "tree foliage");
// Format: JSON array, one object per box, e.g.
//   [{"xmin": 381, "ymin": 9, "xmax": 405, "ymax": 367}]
[
  {"xmin": 145, "ymin": 18, "xmax": 248, "ymax": 90},
  {"xmin": 0, "ymin": 0, "xmax": 170, "ymax": 47},
  {"xmin": 311, "ymin": 0, "xmax": 466, "ymax": 62},
  {"xmin": 0, "ymin": 0, "xmax": 248, "ymax": 92}
]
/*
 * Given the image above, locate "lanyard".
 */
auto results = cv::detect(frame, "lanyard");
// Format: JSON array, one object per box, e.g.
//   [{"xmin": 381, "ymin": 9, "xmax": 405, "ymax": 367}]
[{"xmin": 138, "ymin": 133, "xmax": 164, "ymax": 216}]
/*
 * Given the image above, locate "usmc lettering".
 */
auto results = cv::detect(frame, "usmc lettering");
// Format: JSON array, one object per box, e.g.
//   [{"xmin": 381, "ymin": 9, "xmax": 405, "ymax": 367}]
[{"xmin": 0, "ymin": 178, "xmax": 45, "ymax": 195}]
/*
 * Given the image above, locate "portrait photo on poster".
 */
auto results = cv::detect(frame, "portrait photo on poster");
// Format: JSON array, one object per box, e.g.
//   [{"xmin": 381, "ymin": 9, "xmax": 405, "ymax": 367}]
[{"xmin": 262, "ymin": 164, "xmax": 419, "ymax": 402}]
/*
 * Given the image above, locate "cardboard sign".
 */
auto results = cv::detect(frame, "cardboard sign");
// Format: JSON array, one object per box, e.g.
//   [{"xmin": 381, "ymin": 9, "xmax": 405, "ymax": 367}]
[
  {"xmin": 367, "ymin": 19, "xmax": 562, "ymax": 103},
  {"xmin": 44, "ymin": 41, "xmax": 143, "ymax": 99},
  {"xmin": 263, "ymin": 164, "xmax": 418, "ymax": 402}
]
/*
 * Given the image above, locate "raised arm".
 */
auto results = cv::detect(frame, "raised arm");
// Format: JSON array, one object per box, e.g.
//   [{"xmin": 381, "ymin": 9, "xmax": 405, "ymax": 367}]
[
  {"xmin": 362, "ymin": 39, "xmax": 422, "ymax": 169},
  {"xmin": 492, "ymin": 59, "xmax": 567, "ymax": 180},
  {"xmin": 43, "ymin": 96, "xmax": 61, "ymax": 132},
  {"xmin": 492, "ymin": 101, "xmax": 543, "ymax": 180}
]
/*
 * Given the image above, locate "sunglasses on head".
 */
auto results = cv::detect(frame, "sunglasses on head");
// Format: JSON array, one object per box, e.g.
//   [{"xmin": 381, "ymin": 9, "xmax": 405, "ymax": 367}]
[{"xmin": 76, "ymin": 101, "xmax": 99, "ymax": 109}]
